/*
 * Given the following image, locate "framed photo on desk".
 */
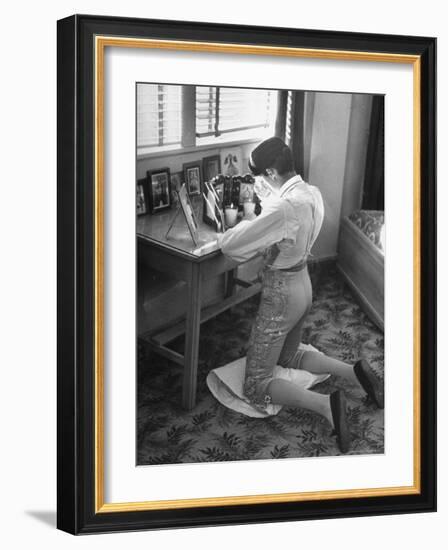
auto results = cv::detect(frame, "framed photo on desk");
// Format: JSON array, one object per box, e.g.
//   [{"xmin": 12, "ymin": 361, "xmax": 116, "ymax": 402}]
[
  {"xmin": 147, "ymin": 168, "xmax": 172, "ymax": 213},
  {"xmin": 136, "ymin": 178, "xmax": 148, "ymax": 216},
  {"xmin": 57, "ymin": 14, "xmax": 436, "ymax": 535},
  {"xmin": 203, "ymin": 154, "xmax": 221, "ymax": 182},
  {"xmin": 183, "ymin": 161, "xmax": 202, "ymax": 196},
  {"xmin": 176, "ymin": 183, "xmax": 200, "ymax": 246}
]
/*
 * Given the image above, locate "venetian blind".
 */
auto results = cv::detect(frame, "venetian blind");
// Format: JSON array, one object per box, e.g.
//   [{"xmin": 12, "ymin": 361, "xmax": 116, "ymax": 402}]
[
  {"xmin": 196, "ymin": 86, "xmax": 274, "ymax": 138},
  {"xmin": 137, "ymin": 84, "xmax": 182, "ymax": 148}
]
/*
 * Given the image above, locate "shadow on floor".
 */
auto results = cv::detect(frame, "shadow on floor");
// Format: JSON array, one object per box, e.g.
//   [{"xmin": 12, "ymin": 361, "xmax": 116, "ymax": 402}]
[{"xmin": 25, "ymin": 510, "xmax": 56, "ymax": 528}]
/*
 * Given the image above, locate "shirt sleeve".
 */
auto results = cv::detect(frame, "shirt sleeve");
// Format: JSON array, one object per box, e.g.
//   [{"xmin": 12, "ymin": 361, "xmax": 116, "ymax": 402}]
[{"xmin": 219, "ymin": 199, "xmax": 286, "ymax": 263}]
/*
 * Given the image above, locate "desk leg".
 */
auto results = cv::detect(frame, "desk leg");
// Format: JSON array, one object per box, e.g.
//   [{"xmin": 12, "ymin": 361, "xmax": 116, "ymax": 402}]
[
  {"xmin": 225, "ymin": 267, "xmax": 237, "ymax": 298},
  {"xmin": 182, "ymin": 262, "xmax": 202, "ymax": 410}
]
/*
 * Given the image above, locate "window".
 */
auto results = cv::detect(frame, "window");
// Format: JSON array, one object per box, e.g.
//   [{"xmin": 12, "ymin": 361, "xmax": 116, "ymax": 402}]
[
  {"xmin": 195, "ymin": 86, "xmax": 275, "ymax": 138},
  {"xmin": 137, "ymin": 84, "xmax": 182, "ymax": 149},
  {"xmin": 137, "ymin": 84, "xmax": 278, "ymax": 156}
]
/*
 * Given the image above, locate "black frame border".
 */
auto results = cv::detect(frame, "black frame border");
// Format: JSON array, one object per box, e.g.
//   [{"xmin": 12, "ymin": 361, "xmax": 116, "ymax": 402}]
[{"xmin": 57, "ymin": 14, "xmax": 436, "ymax": 534}]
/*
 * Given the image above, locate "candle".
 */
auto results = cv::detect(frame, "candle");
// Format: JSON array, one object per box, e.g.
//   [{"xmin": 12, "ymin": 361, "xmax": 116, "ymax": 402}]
[
  {"xmin": 225, "ymin": 205, "xmax": 238, "ymax": 228},
  {"xmin": 243, "ymin": 201, "xmax": 255, "ymax": 218}
]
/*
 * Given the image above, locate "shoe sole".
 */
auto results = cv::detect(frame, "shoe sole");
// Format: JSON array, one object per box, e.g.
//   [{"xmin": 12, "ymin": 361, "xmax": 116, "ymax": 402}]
[
  {"xmin": 330, "ymin": 390, "xmax": 351, "ymax": 454},
  {"xmin": 355, "ymin": 359, "xmax": 384, "ymax": 409}
]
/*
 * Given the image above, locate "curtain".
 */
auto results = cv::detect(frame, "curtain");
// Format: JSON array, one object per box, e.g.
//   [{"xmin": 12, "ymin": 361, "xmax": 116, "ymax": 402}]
[
  {"xmin": 275, "ymin": 90, "xmax": 305, "ymax": 176},
  {"xmin": 362, "ymin": 96, "xmax": 385, "ymax": 210},
  {"xmin": 275, "ymin": 90, "xmax": 288, "ymax": 139}
]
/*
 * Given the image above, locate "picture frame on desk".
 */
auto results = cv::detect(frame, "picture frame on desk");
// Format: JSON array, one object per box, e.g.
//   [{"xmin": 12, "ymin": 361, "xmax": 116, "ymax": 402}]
[
  {"xmin": 169, "ymin": 171, "xmax": 183, "ymax": 207},
  {"xmin": 147, "ymin": 168, "xmax": 171, "ymax": 213},
  {"xmin": 136, "ymin": 178, "xmax": 148, "ymax": 216},
  {"xmin": 176, "ymin": 183, "xmax": 200, "ymax": 246},
  {"xmin": 202, "ymin": 154, "xmax": 221, "ymax": 183},
  {"xmin": 170, "ymin": 171, "xmax": 183, "ymax": 194},
  {"xmin": 57, "ymin": 14, "xmax": 436, "ymax": 535},
  {"xmin": 183, "ymin": 161, "xmax": 202, "ymax": 196}
]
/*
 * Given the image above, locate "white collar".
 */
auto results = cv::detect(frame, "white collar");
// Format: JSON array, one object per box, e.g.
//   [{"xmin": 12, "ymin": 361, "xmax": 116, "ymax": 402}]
[{"xmin": 279, "ymin": 174, "xmax": 305, "ymax": 197}]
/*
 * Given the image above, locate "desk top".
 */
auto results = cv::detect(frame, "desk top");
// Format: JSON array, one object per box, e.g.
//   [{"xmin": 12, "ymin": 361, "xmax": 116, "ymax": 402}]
[{"xmin": 137, "ymin": 198, "xmax": 223, "ymax": 259}]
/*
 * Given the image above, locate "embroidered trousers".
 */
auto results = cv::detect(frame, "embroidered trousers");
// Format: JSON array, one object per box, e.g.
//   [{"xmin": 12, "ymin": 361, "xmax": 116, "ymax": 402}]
[{"xmin": 243, "ymin": 266, "xmax": 313, "ymax": 411}]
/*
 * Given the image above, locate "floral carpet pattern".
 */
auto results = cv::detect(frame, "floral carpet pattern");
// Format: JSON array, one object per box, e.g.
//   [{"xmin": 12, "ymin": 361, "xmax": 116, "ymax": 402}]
[{"xmin": 137, "ymin": 264, "xmax": 384, "ymax": 465}]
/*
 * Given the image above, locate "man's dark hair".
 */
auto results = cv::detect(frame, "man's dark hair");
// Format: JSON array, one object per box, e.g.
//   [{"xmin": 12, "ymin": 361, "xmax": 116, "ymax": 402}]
[
  {"xmin": 249, "ymin": 137, "xmax": 295, "ymax": 176},
  {"xmin": 266, "ymin": 145, "xmax": 294, "ymax": 176}
]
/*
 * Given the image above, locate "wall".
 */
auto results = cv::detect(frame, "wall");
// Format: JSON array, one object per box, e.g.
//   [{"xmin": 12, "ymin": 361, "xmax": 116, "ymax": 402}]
[
  {"xmin": 136, "ymin": 141, "xmax": 255, "ymax": 179},
  {"xmin": 307, "ymin": 92, "xmax": 352, "ymax": 258},
  {"xmin": 306, "ymin": 92, "xmax": 373, "ymax": 259},
  {"xmin": 341, "ymin": 94, "xmax": 373, "ymax": 218}
]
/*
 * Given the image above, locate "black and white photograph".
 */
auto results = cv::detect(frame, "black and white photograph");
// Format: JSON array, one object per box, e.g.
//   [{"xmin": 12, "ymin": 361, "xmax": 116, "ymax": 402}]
[
  {"xmin": 183, "ymin": 162, "xmax": 202, "ymax": 196},
  {"xmin": 239, "ymin": 180, "xmax": 255, "ymax": 204},
  {"xmin": 136, "ymin": 82, "xmax": 385, "ymax": 465},
  {"xmin": 136, "ymin": 179, "xmax": 148, "ymax": 216},
  {"xmin": 170, "ymin": 171, "xmax": 183, "ymax": 193},
  {"xmin": 177, "ymin": 183, "xmax": 200, "ymax": 245},
  {"xmin": 147, "ymin": 168, "xmax": 171, "ymax": 212},
  {"xmin": 203, "ymin": 154, "xmax": 222, "ymax": 182}
]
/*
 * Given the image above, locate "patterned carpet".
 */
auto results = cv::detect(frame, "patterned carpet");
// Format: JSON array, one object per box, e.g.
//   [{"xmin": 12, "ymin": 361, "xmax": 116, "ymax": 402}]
[{"xmin": 137, "ymin": 263, "xmax": 384, "ymax": 465}]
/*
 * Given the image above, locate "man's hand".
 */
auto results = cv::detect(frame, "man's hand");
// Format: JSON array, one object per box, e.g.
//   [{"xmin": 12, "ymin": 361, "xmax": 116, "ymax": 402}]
[{"xmin": 254, "ymin": 177, "xmax": 272, "ymax": 200}]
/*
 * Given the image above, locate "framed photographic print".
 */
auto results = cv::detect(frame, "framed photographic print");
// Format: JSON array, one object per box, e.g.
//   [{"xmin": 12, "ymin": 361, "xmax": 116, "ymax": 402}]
[
  {"xmin": 147, "ymin": 168, "xmax": 171, "ymax": 213},
  {"xmin": 169, "ymin": 172, "xmax": 183, "ymax": 208},
  {"xmin": 170, "ymin": 171, "xmax": 183, "ymax": 193},
  {"xmin": 176, "ymin": 183, "xmax": 200, "ymax": 246},
  {"xmin": 183, "ymin": 161, "xmax": 202, "ymax": 196},
  {"xmin": 57, "ymin": 14, "xmax": 436, "ymax": 535},
  {"xmin": 203, "ymin": 154, "xmax": 222, "ymax": 182},
  {"xmin": 136, "ymin": 178, "xmax": 148, "ymax": 216},
  {"xmin": 213, "ymin": 179, "xmax": 224, "ymax": 204},
  {"xmin": 239, "ymin": 180, "xmax": 255, "ymax": 205}
]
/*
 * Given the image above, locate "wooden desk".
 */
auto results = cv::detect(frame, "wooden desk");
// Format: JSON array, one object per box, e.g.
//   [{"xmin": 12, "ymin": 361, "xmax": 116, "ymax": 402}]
[{"xmin": 137, "ymin": 204, "xmax": 261, "ymax": 410}]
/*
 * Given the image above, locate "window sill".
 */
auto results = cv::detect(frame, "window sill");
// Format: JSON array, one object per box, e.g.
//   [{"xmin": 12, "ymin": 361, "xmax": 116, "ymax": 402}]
[{"xmin": 136, "ymin": 136, "xmax": 263, "ymax": 161}]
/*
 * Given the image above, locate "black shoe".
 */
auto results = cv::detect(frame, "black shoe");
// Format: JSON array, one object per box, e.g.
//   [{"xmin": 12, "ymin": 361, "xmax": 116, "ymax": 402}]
[
  {"xmin": 354, "ymin": 359, "xmax": 384, "ymax": 409},
  {"xmin": 330, "ymin": 390, "xmax": 351, "ymax": 454}
]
